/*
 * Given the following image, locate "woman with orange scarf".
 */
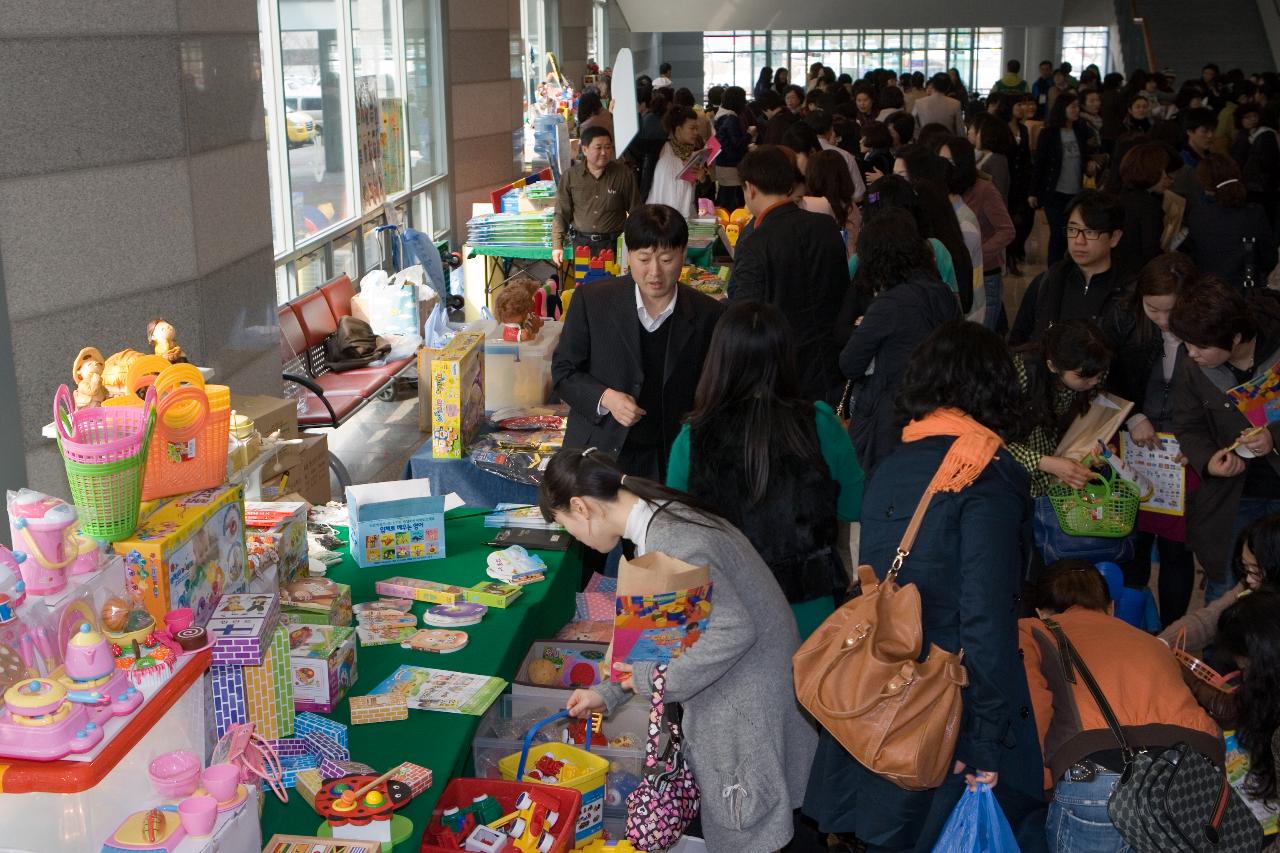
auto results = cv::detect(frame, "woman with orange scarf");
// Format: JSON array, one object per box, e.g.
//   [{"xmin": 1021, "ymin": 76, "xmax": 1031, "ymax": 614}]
[{"xmin": 804, "ymin": 321, "xmax": 1049, "ymax": 852}]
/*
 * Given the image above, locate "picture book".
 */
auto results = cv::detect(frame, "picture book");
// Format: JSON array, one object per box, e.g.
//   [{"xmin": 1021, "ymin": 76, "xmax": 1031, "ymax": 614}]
[
  {"xmin": 610, "ymin": 551, "xmax": 713, "ymax": 682},
  {"xmin": 1227, "ymin": 360, "xmax": 1280, "ymax": 426},
  {"xmin": 1119, "ymin": 431, "xmax": 1186, "ymax": 516},
  {"xmin": 366, "ymin": 665, "xmax": 506, "ymax": 715}
]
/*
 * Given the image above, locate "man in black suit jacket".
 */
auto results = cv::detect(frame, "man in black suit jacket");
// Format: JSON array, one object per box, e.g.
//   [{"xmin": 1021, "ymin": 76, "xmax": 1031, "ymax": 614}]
[
  {"xmin": 552, "ymin": 204, "xmax": 726, "ymax": 481},
  {"xmin": 730, "ymin": 145, "xmax": 851, "ymax": 404}
]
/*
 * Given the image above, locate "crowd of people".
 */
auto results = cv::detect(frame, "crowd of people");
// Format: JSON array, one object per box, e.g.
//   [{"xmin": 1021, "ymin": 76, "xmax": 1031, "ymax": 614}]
[{"xmin": 545, "ymin": 55, "xmax": 1280, "ymax": 853}]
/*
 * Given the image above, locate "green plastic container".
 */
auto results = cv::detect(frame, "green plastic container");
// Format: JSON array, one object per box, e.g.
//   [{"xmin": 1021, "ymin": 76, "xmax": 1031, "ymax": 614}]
[
  {"xmin": 59, "ymin": 410, "xmax": 154, "ymax": 541},
  {"xmin": 1047, "ymin": 467, "xmax": 1140, "ymax": 539}
]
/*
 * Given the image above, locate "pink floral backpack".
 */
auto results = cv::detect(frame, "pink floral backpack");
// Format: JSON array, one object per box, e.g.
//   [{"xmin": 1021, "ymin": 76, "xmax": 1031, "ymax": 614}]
[{"xmin": 625, "ymin": 666, "xmax": 700, "ymax": 850}]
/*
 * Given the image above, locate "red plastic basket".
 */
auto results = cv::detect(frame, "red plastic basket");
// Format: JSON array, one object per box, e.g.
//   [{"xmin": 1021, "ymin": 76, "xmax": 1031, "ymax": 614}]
[{"xmin": 420, "ymin": 778, "xmax": 581, "ymax": 853}]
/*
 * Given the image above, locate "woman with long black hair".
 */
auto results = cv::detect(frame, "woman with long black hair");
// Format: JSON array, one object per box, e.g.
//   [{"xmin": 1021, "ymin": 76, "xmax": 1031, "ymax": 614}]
[
  {"xmin": 666, "ymin": 301, "xmax": 863, "ymax": 639},
  {"xmin": 839, "ymin": 208, "xmax": 960, "ymax": 474},
  {"xmin": 1032, "ymin": 92, "xmax": 1097, "ymax": 266},
  {"xmin": 752, "ymin": 65, "xmax": 774, "ymax": 101},
  {"xmin": 546, "ymin": 449, "xmax": 817, "ymax": 853},
  {"xmin": 1218, "ymin": 591, "xmax": 1280, "ymax": 818}
]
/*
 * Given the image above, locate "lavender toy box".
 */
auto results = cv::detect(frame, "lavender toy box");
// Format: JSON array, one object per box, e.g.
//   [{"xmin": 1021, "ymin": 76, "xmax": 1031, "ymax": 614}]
[{"xmin": 206, "ymin": 592, "xmax": 281, "ymax": 666}]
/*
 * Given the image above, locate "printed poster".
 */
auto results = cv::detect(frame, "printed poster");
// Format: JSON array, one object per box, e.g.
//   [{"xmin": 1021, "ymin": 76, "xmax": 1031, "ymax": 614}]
[
  {"xmin": 1120, "ymin": 431, "xmax": 1186, "ymax": 516},
  {"xmin": 380, "ymin": 96, "xmax": 405, "ymax": 194},
  {"xmin": 1227, "ymin": 360, "xmax": 1280, "ymax": 426},
  {"xmin": 355, "ymin": 76, "xmax": 385, "ymax": 214}
]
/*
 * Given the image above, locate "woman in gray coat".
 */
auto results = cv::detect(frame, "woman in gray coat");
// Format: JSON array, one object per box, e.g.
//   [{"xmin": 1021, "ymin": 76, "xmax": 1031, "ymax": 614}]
[{"xmin": 540, "ymin": 448, "xmax": 817, "ymax": 853}]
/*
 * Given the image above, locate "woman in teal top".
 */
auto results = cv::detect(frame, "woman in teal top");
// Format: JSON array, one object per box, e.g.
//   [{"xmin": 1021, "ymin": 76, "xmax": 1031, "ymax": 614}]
[{"xmin": 666, "ymin": 301, "xmax": 864, "ymax": 639}]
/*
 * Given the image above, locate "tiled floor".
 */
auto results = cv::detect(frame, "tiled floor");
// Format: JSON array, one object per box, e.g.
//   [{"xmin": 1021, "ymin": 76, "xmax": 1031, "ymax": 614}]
[{"xmin": 323, "ymin": 377, "xmax": 429, "ymax": 490}]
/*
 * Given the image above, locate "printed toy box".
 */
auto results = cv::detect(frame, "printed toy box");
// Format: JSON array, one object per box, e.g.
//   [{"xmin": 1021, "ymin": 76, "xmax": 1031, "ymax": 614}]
[
  {"xmin": 207, "ymin": 592, "xmax": 281, "ymax": 665},
  {"xmin": 113, "ymin": 485, "xmax": 248, "ymax": 625},
  {"xmin": 287, "ymin": 623, "xmax": 358, "ymax": 713},
  {"xmin": 346, "ymin": 480, "xmax": 445, "ymax": 568},
  {"xmin": 245, "ymin": 501, "xmax": 308, "ymax": 586},
  {"xmin": 430, "ymin": 331, "xmax": 485, "ymax": 458},
  {"xmin": 281, "ymin": 576, "xmax": 353, "ymax": 626}
]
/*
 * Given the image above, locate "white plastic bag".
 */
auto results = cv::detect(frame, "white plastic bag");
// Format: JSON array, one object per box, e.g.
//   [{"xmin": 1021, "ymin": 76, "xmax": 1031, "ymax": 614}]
[
  {"xmin": 423, "ymin": 301, "xmax": 455, "ymax": 349},
  {"xmin": 385, "ymin": 332, "xmax": 423, "ymax": 361},
  {"xmin": 359, "ymin": 268, "xmax": 419, "ymax": 337}
]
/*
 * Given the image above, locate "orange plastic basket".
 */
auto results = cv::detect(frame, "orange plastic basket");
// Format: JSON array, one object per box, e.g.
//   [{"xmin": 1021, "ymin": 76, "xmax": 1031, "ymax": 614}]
[{"xmin": 139, "ymin": 364, "xmax": 230, "ymax": 500}]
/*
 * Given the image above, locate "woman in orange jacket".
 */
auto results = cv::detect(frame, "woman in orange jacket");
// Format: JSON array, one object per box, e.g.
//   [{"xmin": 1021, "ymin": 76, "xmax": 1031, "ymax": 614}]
[{"xmin": 1019, "ymin": 560, "xmax": 1223, "ymax": 852}]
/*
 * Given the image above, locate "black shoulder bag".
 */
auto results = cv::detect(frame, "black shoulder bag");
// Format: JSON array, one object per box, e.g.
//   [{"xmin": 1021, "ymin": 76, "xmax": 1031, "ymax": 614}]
[{"xmin": 1041, "ymin": 618, "xmax": 1263, "ymax": 853}]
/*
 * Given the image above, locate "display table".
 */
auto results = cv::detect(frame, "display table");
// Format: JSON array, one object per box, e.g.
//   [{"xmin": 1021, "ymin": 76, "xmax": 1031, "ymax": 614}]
[
  {"xmin": 468, "ymin": 245, "xmax": 560, "ymax": 308},
  {"xmin": 258, "ymin": 509, "xmax": 581, "ymax": 845},
  {"xmin": 403, "ymin": 445, "xmax": 538, "ymax": 509}
]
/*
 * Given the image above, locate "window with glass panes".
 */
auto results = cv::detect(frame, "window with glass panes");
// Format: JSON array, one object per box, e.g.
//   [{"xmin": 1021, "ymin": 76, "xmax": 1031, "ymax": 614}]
[
  {"xmin": 704, "ymin": 28, "xmax": 1005, "ymax": 97},
  {"xmin": 1060, "ymin": 27, "xmax": 1110, "ymax": 77},
  {"xmin": 260, "ymin": 0, "xmax": 450, "ymax": 304}
]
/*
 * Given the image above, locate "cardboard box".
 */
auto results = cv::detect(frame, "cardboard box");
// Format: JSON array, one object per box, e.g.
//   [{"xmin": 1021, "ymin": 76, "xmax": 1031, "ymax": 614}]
[
  {"xmin": 294, "ymin": 711, "xmax": 348, "ymax": 749},
  {"xmin": 229, "ymin": 393, "xmax": 299, "ymax": 442},
  {"xmin": 206, "ymin": 592, "xmax": 281, "ymax": 666},
  {"xmin": 114, "ymin": 485, "xmax": 249, "ymax": 625},
  {"xmin": 349, "ymin": 693, "xmax": 408, "ymax": 725},
  {"xmin": 245, "ymin": 503, "xmax": 308, "ymax": 586},
  {"xmin": 281, "ymin": 577, "xmax": 353, "ymax": 626},
  {"xmin": 465, "ymin": 581, "xmax": 523, "ymax": 608},
  {"xmin": 288, "ymin": 624, "xmax": 357, "ymax": 713},
  {"xmin": 264, "ymin": 433, "xmax": 331, "ymax": 505},
  {"xmin": 243, "ymin": 624, "xmax": 295, "ymax": 739},
  {"xmin": 430, "ymin": 331, "xmax": 485, "ymax": 458},
  {"xmin": 209, "ymin": 664, "xmax": 248, "ymax": 737},
  {"xmin": 374, "ymin": 576, "xmax": 464, "ymax": 604},
  {"xmin": 346, "ymin": 480, "xmax": 445, "ymax": 567}
]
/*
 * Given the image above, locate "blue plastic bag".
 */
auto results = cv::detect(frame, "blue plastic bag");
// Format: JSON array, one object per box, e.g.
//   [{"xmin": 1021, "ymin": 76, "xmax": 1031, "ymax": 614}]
[{"xmin": 930, "ymin": 783, "xmax": 1021, "ymax": 853}]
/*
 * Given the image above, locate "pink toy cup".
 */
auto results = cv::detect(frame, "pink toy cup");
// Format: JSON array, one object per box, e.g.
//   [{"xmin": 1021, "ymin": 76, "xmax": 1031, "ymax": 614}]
[
  {"xmin": 178, "ymin": 795, "xmax": 218, "ymax": 837},
  {"xmin": 202, "ymin": 763, "xmax": 239, "ymax": 803},
  {"xmin": 148, "ymin": 750, "xmax": 200, "ymax": 799},
  {"xmin": 164, "ymin": 608, "xmax": 194, "ymax": 634}
]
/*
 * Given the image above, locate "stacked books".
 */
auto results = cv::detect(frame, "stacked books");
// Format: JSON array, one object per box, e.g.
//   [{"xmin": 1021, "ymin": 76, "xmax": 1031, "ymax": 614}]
[
  {"xmin": 487, "ymin": 544, "xmax": 548, "ymax": 585},
  {"xmin": 485, "ymin": 503, "xmax": 564, "ymax": 531},
  {"xmin": 423, "ymin": 602, "xmax": 487, "ymax": 628},
  {"xmin": 466, "ymin": 211, "xmax": 555, "ymax": 249}
]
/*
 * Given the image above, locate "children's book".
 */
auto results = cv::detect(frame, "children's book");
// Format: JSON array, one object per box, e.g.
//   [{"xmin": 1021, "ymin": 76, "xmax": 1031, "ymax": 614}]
[{"xmin": 367, "ymin": 665, "xmax": 506, "ymax": 715}]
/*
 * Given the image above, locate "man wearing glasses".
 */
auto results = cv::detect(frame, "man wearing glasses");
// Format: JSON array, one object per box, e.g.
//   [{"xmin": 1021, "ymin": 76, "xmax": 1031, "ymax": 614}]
[{"xmin": 1009, "ymin": 190, "xmax": 1127, "ymax": 345}]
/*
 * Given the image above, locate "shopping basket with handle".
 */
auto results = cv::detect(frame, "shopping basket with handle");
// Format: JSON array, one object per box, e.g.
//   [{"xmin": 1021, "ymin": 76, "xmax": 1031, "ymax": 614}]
[
  {"xmin": 1046, "ymin": 463, "xmax": 1140, "ymax": 538},
  {"xmin": 499, "ymin": 710, "xmax": 608, "ymax": 847},
  {"xmin": 54, "ymin": 384, "xmax": 155, "ymax": 540},
  {"xmin": 138, "ymin": 363, "xmax": 230, "ymax": 500}
]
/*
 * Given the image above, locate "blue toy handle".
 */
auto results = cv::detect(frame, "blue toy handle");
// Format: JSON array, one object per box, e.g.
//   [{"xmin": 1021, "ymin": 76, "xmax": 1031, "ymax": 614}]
[{"xmin": 515, "ymin": 709, "xmax": 595, "ymax": 781}]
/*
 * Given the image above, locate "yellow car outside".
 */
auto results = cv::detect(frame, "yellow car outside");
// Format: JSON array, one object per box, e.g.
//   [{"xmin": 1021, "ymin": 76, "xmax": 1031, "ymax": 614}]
[{"xmin": 284, "ymin": 110, "xmax": 316, "ymax": 146}]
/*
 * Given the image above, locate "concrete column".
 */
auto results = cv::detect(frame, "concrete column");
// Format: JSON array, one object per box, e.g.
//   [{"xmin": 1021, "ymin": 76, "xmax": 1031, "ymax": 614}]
[
  {"xmin": 559, "ymin": 0, "xmax": 590, "ymax": 88},
  {"xmin": 0, "ymin": 0, "xmax": 280, "ymax": 500},
  {"xmin": 1024, "ymin": 26, "xmax": 1060, "ymax": 71},
  {"xmin": 445, "ymin": 0, "xmax": 525, "ymax": 239}
]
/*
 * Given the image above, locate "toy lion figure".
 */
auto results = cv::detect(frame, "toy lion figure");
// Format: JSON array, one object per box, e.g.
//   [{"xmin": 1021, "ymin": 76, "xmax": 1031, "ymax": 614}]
[{"xmin": 493, "ymin": 277, "xmax": 545, "ymax": 342}]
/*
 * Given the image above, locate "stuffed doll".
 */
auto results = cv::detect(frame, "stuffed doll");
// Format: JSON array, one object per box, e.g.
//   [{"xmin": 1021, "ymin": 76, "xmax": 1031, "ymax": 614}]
[{"xmin": 493, "ymin": 278, "xmax": 545, "ymax": 342}]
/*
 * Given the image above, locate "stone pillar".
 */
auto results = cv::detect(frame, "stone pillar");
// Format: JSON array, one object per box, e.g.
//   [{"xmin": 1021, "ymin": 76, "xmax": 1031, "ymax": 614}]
[
  {"xmin": 445, "ymin": 0, "xmax": 525, "ymax": 238},
  {"xmin": 0, "ymin": 0, "xmax": 281, "ymax": 500}
]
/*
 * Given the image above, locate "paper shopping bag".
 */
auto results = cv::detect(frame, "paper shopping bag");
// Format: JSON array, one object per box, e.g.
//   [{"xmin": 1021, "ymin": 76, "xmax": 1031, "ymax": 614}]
[
  {"xmin": 1055, "ymin": 392, "xmax": 1133, "ymax": 462},
  {"xmin": 609, "ymin": 551, "xmax": 713, "ymax": 682}
]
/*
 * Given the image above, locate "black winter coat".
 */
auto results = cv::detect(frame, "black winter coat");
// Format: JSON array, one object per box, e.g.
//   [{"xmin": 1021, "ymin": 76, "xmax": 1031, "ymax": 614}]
[
  {"xmin": 1185, "ymin": 199, "xmax": 1278, "ymax": 288},
  {"xmin": 803, "ymin": 436, "xmax": 1044, "ymax": 848},
  {"xmin": 731, "ymin": 202, "xmax": 852, "ymax": 404},
  {"xmin": 839, "ymin": 270, "xmax": 959, "ymax": 476},
  {"xmin": 1112, "ymin": 188, "xmax": 1165, "ymax": 279},
  {"xmin": 552, "ymin": 277, "xmax": 725, "ymax": 461},
  {"xmin": 1031, "ymin": 120, "xmax": 1096, "ymax": 199}
]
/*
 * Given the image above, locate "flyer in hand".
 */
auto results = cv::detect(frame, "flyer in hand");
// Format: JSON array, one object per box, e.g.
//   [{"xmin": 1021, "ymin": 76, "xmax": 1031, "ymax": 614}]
[
  {"xmin": 1226, "ymin": 360, "xmax": 1280, "ymax": 426},
  {"xmin": 677, "ymin": 135, "xmax": 722, "ymax": 183},
  {"xmin": 367, "ymin": 665, "xmax": 506, "ymax": 715}
]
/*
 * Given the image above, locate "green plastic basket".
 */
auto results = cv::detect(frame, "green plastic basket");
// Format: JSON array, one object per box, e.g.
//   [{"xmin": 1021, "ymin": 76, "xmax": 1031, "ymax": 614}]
[
  {"xmin": 58, "ymin": 409, "xmax": 155, "ymax": 541},
  {"xmin": 1047, "ymin": 467, "xmax": 1140, "ymax": 539}
]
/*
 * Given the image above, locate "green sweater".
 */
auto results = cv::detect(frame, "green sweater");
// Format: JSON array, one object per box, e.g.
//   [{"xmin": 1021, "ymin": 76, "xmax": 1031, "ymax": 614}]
[
  {"xmin": 849, "ymin": 238, "xmax": 957, "ymax": 294},
  {"xmin": 666, "ymin": 401, "xmax": 864, "ymax": 523}
]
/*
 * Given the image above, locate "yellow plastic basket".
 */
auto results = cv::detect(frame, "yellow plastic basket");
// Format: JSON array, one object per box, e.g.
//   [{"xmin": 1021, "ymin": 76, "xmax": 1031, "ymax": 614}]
[{"xmin": 498, "ymin": 711, "xmax": 608, "ymax": 847}]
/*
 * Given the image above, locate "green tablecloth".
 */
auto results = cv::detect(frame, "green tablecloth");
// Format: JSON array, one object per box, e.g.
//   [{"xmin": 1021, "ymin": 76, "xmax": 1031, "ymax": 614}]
[{"xmin": 258, "ymin": 509, "xmax": 581, "ymax": 846}]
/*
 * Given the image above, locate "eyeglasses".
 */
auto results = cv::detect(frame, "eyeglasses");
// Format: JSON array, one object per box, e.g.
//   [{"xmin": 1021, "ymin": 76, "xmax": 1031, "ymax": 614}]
[{"xmin": 1065, "ymin": 225, "xmax": 1110, "ymax": 240}]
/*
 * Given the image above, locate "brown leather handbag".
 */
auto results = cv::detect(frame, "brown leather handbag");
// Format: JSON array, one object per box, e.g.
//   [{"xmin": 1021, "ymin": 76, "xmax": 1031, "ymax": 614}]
[{"xmin": 792, "ymin": 489, "xmax": 969, "ymax": 791}]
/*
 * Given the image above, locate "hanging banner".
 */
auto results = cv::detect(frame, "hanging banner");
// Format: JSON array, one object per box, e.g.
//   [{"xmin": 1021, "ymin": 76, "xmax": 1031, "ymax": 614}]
[{"xmin": 381, "ymin": 97, "xmax": 405, "ymax": 195}]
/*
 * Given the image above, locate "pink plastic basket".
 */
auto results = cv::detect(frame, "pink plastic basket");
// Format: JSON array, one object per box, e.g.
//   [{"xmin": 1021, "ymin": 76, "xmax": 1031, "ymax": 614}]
[{"xmin": 55, "ymin": 385, "xmax": 155, "ymax": 464}]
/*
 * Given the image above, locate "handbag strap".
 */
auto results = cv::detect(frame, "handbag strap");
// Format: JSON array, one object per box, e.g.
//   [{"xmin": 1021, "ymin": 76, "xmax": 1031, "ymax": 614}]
[
  {"xmin": 1041, "ymin": 618, "xmax": 1136, "ymax": 765},
  {"xmin": 886, "ymin": 489, "xmax": 935, "ymax": 583},
  {"xmin": 643, "ymin": 665, "xmax": 685, "ymax": 771}
]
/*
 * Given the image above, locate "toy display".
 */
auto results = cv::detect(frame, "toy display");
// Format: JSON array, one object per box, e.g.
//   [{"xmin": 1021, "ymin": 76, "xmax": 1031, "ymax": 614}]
[
  {"xmin": 498, "ymin": 712, "xmax": 607, "ymax": 847},
  {"xmin": 8, "ymin": 489, "xmax": 104, "ymax": 595},
  {"xmin": 113, "ymin": 634, "xmax": 178, "ymax": 690},
  {"xmin": 113, "ymin": 485, "xmax": 248, "ymax": 625},
  {"xmin": 281, "ymin": 577, "xmax": 353, "ymax": 626},
  {"xmin": 314, "ymin": 767, "xmax": 418, "ymax": 846},
  {"xmin": 102, "ymin": 349, "xmax": 145, "ymax": 398},
  {"xmin": 288, "ymin": 623, "xmax": 357, "ymax": 712},
  {"xmin": 73, "ymin": 347, "xmax": 107, "ymax": 409},
  {"xmin": 493, "ymin": 279, "xmax": 546, "ymax": 343},
  {"xmin": 422, "ymin": 779, "xmax": 581, "ymax": 853},
  {"xmin": 206, "ymin": 592, "xmax": 281, "ymax": 665},
  {"xmin": 245, "ymin": 501, "xmax": 308, "ymax": 586},
  {"xmin": 374, "ymin": 576, "xmax": 464, "ymax": 605},
  {"xmin": 210, "ymin": 722, "xmax": 289, "ymax": 803},
  {"xmin": 0, "ymin": 673, "xmax": 141, "ymax": 760},
  {"xmin": 349, "ymin": 693, "xmax": 409, "ymax": 725},
  {"xmin": 430, "ymin": 332, "xmax": 485, "ymax": 459},
  {"xmin": 347, "ymin": 480, "xmax": 446, "ymax": 567},
  {"xmin": 402, "ymin": 628, "xmax": 469, "ymax": 654},
  {"xmin": 146, "ymin": 318, "xmax": 187, "ymax": 364}
]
